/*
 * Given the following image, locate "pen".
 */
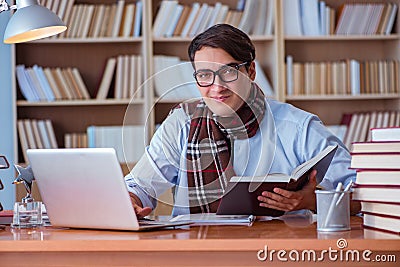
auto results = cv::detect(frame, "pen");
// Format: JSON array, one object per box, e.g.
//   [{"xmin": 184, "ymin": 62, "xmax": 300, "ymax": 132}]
[
  {"xmin": 322, "ymin": 182, "xmax": 343, "ymax": 229},
  {"xmin": 335, "ymin": 181, "xmax": 353, "ymax": 206}
]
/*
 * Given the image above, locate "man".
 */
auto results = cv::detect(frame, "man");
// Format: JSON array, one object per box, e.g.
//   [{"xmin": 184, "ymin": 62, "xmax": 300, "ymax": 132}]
[{"xmin": 125, "ymin": 24, "xmax": 359, "ymax": 217}]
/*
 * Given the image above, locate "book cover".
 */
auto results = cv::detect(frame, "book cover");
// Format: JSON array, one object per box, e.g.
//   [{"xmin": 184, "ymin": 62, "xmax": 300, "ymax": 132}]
[{"xmin": 216, "ymin": 145, "xmax": 338, "ymax": 216}]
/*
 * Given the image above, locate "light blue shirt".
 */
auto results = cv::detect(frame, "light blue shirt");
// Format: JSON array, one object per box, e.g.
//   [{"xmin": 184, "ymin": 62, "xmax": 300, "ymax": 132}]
[{"xmin": 125, "ymin": 98, "xmax": 355, "ymax": 216}]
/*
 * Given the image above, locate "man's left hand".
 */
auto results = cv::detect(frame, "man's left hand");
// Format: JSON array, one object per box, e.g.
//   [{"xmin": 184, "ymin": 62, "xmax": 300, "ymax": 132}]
[{"xmin": 257, "ymin": 170, "xmax": 317, "ymax": 212}]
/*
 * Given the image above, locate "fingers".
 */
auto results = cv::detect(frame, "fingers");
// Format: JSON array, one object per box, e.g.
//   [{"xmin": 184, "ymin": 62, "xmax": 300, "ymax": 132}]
[
  {"xmin": 137, "ymin": 207, "xmax": 153, "ymax": 218},
  {"xmin": 258, "ymin": 190, "xmax": 301, "ymax": 211}
]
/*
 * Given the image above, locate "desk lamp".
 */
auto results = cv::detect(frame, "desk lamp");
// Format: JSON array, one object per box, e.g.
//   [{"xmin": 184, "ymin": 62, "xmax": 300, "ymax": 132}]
[{"xmin": 0, "ymin": 0, "xmax": 66, "ymax": 43}]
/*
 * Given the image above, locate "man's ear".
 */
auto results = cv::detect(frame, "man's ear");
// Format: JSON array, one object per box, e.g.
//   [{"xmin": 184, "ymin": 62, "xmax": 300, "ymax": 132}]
[{"xmin": 248, "ymin": 61, "xmax": 256, "ymax": 81}]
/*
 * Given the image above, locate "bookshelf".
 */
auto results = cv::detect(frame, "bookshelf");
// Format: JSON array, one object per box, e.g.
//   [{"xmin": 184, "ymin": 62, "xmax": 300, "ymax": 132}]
[
  {"xmin": 10, "ymin": 0, "xmax": 400, "ymax": 164},
  {"xmin": 282, "ymin": 0, "xmax": 400, "ymax": 126}
]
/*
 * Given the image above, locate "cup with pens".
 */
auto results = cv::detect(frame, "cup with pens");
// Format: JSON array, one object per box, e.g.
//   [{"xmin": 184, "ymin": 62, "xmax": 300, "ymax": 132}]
[{"xmin": 315, "ymin": 181, "xmax": 353, "ymax": 232}]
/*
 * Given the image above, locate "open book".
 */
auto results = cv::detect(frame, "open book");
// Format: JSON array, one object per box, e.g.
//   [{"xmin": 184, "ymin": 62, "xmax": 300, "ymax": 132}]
[{"xmin": 216, "ymin": 144, "xmax": 338, "ymax": 217}]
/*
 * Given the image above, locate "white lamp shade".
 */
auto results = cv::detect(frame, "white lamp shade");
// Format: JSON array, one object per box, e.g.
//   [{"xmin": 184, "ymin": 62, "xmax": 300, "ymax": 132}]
[{"xmin": 4, "ymin": 3, "xmax": 66, "ymax": 44}]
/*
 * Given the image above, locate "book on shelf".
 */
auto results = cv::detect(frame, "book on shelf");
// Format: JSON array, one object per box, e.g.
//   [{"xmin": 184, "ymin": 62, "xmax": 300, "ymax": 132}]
[
  {"xmin": 180, "ymin": 2, "xmax": 200, "ymax": 37},
  {"xmin": 164, "ymin": 4, "xmax": 184, "ymax": 37},
  {"xmin": 64, "ymin": 132, "xmax": 88, "ymax": 149},
  {"xmin": 300, "ymin": 0, "xmax": 321, "ymax": 36},
  {"xmin": 16, "ymin": 65, "xmax": 37, "ymax": 102},
  {"xmin": 153, "ymin": 55, "xmax": 200, "ymax": 101},
  {"xmin": 216, "ymin": 144, "xmax": 338, "ymax": 216},
  {"xmin": 188, "ymin": 3, "xmax": 208, "ymax": 37},
  {"xmin": 362, "ymin": 212, "xmax": 400, "ymax": 235},
  {"xmin": 86, "ymin": 125, "xmax": 145, "ymax": 163},
  {"xmin": 17, "ymin": 120, "xmax": 29, "ymax": 163},
  {"xmin": 17, "ymin": 119, "xmax": 58, "ymax": 163},
  {"xmin": 32, "ymin": 65, "xmax": 55, "ymax": 102},
  {"xmin": 335, "ymin": 3, "xmax": 397, "ymax": 35},
  {"xmin": 96, "ymin": 57, "xmax": 117, "ymax": 100},
  {"xmin": 71, "ymin": 68, "xmax": 91, "ymax": 99},
  {"xmin": 237, "ymin": 0, "xmax": 258, "ymax": 35},
  {"xmin": 133, "ymin": 1, "xmax": 142, "ymax": 37},
  {"xmin": 371, "ymin": 127, "xmax": 400, "ymax": 142},
  {"xmin": 153, "ymin": 0, "xmax": 178, "ymax": 37},
  {"xmin": 173, "ymin": 4, "xmax": 190, "ymax": 36},
  {"xmin": 111, "ymin": 0, "xmax": 125, "ymax": 37},
  {"xmin": 121, "ymin": 3, "xmax": 135, "ymax": 37},
  {"xmin": 43, "ymin": 68, "xmax": 62, "ymax": 100},
  {"xmin": 341, "ymin": 111, "xmax": 400, "ymax": 149}
]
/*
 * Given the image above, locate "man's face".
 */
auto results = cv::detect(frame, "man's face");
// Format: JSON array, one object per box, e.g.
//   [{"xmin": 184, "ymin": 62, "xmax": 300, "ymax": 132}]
[{"xmin": 193, "ymin": 47, "xmax": 256, "ymax": 116}]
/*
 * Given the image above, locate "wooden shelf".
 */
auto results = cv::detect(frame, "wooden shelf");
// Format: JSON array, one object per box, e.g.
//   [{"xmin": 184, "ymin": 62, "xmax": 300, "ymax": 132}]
[
  {"xmin": 17, "ymin": 99, "xmax": 145, "ymax": 107},
  {"xmin": 286, "ymin": 94, "xmax": 400, "ymax": 101}
]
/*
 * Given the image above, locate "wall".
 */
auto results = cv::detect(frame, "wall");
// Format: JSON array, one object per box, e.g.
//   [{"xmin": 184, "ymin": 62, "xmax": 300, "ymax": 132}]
[{"xmin": 0, "ymin": 12, "xmax": 16, "ymax": 210}]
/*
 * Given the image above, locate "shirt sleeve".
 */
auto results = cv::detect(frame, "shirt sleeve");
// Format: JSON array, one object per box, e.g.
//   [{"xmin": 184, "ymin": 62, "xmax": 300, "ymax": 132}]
[
  {"xmin": 299, "ymin": 115, "xmax": 356, "ymax": 189},
  {"xmin": 124, "ymin": 108, "xmax": 188, "ymax": 209}
]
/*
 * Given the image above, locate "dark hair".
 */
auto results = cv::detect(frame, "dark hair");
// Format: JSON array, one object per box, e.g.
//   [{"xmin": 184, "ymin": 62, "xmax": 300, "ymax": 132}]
[{"xmin": 188, "ymin": 24, "xmax": 255, "ymax": 66}]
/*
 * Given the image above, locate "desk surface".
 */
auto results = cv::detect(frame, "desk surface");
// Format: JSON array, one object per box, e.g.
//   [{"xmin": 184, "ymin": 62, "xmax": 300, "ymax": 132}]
[{"xmin": 1, "ymin": 216, "xmax": 399, "ymax": 267}]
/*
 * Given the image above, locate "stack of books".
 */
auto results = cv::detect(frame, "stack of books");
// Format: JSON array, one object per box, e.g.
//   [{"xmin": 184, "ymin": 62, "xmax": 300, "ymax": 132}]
[{"xmin": 351, "ymin": 127, "xmax": 400, "ymax": 235}]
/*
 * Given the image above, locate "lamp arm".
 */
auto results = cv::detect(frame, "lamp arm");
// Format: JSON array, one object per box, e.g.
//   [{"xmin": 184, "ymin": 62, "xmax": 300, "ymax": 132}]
[{"xmin": 0, "ymin": 0, "xmax": 16, "ymax": 13}]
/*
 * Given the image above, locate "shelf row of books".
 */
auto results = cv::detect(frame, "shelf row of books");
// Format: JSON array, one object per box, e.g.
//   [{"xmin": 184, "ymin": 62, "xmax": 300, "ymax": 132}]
[
  {"xmin": 16, "ymin": 65, "xmax": 90, "ymax": 102},
  {"xmin": 335, "ymin": 2, "xmax": 397, "ymax": 35},
  {"xmin": 284, "ymin": 0, "xmax": 397, "ymax": 36},
  {"xmin": 350, "ymin": 127, "xmax": 400, "ymax": 235},
  {"xmin": 283, "ymin": 0, "xmax": 335, "ymax": 36},
  {"xmin": 86, "ymin": 125, "xmax": 145, "ymax": 164},
  {"xmin": 39, "ymin": 0, "xmax": 143, "ymax": 39},
  {"xmin": 17, "ymin": 119, "xmax": 58, "ymax": 163},
  {"xmin": 97, "ymin": 55, "xmax": 144, "ymax": 100},
  {"xmin": 286, "ymin": 57, "xmax": 399, "ymax": 96},
  {"xmin": 18, "ymin": 120, "xmax": 145, "ymax": 164},
  {"xmin": 153, "ymin": 0, "xmax": 273, "ymax": 38},
  {"xmin": 342, "ymin": 110, "xmax": 400, "ymax": 149},
  {"xmin": 153, "ymin": 55, "xmax": 274, "ymax": 101}
]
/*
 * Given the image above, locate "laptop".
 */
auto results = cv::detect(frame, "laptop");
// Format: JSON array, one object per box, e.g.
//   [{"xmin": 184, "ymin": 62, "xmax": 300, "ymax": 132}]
[{"xmin": 27, "ymin": 148, "xmax": 191, "ymax": 231}]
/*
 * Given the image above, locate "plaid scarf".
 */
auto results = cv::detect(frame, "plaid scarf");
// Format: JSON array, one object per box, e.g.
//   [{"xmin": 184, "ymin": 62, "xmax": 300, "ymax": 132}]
[{"xmin": 182, "ymin": 83, "xmax": 266, "ymax": 213}]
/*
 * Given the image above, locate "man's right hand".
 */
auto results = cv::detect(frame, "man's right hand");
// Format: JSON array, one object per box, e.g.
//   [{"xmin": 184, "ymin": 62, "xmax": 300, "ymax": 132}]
[{"xmin": 129, "ymin": 192, "xmax": 152, "ymax": 218}]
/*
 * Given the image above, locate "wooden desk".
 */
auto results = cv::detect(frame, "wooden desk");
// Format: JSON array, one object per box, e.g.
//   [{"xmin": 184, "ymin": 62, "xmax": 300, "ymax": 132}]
[{"xmin": 0, "ymin": 216, "xmax": 399, "ymax": 267}]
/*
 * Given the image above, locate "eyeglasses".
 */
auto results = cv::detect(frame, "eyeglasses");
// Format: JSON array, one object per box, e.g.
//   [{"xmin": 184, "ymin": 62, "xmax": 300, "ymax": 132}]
[
  {"xmin": 193, "ymin": 62, "xmax": 248, "ymax": 87},
  {"xmin": 0, "ymin": 155, "xmax": 10, "ymax": 212}
]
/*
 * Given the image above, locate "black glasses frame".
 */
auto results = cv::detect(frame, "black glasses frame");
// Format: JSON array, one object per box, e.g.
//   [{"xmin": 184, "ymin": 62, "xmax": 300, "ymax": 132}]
[{"xmin": 193, "ymin": 62, "xmax": 248, "ymax": 87}]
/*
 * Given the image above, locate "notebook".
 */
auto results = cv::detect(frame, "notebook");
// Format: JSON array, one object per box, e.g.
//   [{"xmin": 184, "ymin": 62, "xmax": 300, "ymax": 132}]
[{"xmin": 27, "ymin": 148, "xmax": 191, "ymax": 231}]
